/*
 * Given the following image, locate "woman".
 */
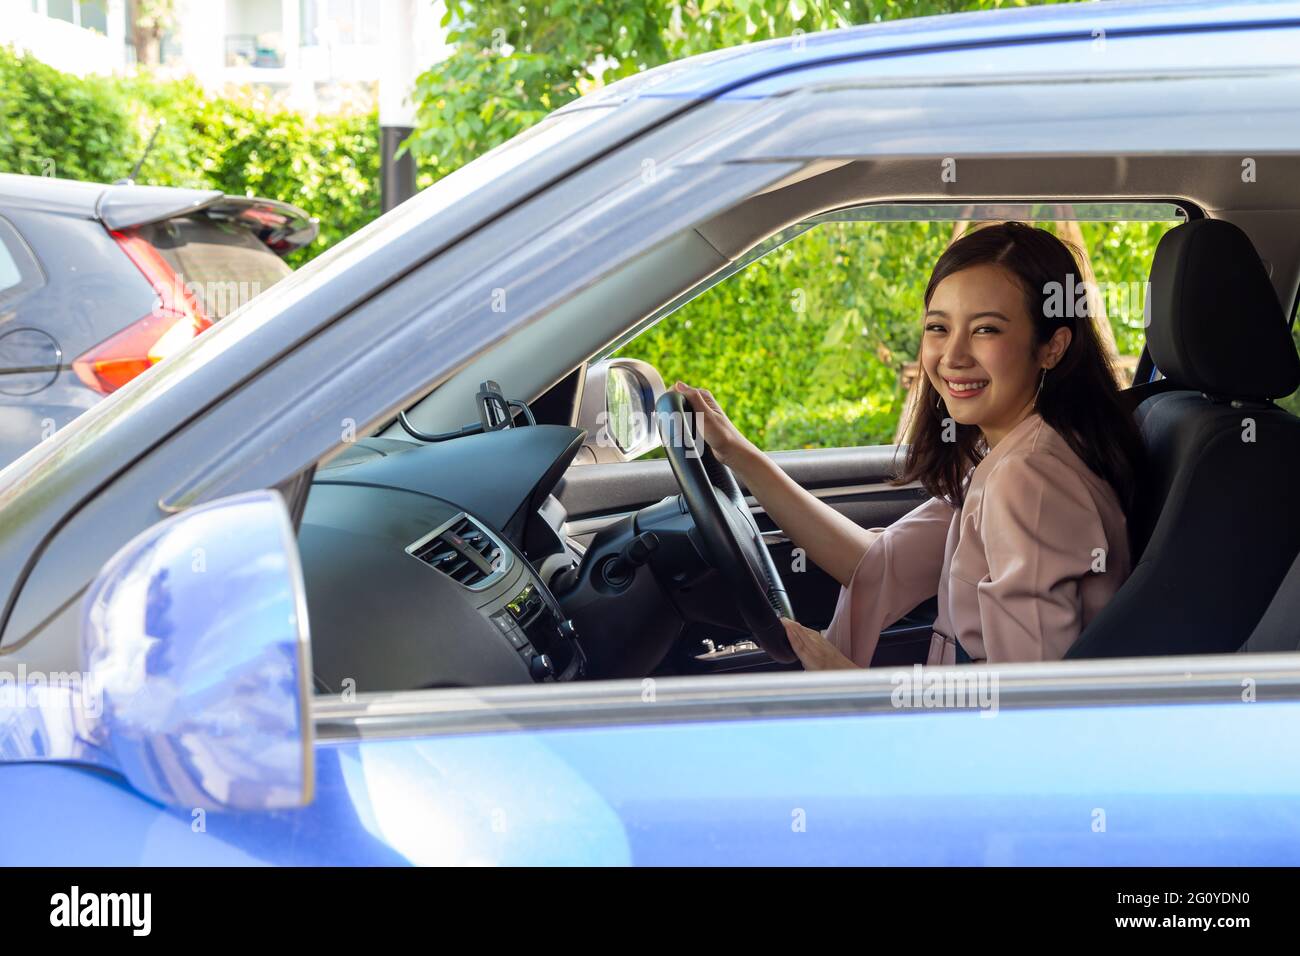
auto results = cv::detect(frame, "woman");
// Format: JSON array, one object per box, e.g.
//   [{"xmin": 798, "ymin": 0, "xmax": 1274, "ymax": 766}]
[{"xmin": 675, "ymin": 221, "xmax": 1144, "ymax": 669}]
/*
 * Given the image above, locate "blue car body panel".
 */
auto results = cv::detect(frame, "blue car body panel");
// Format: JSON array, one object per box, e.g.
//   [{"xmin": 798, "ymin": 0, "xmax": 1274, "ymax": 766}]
[{"xmin": 6, "ymin": 700, "xmax": 1299, "ymax": 865}]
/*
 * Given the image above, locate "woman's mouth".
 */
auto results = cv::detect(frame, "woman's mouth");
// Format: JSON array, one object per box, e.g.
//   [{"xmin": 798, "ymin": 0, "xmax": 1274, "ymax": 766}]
[{"xmin": 943, "ymin": 377, "xmax": 989, "ymax": 399}]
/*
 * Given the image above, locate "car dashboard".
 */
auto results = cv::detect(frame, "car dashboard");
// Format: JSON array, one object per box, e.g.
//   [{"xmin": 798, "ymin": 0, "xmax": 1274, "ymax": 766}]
[{"xmin": 299, "ymin": 425, "xmax": 589, "ymax": 694}]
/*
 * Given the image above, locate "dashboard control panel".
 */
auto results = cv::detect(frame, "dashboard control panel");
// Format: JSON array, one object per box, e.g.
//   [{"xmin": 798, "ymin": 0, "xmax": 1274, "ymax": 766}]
[{"xmin": 488, "ymin": 581, "xmax": 582, "ymax": 681}]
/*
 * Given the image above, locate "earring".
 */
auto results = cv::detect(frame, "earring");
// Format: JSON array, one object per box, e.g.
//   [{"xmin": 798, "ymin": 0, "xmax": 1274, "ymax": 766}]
[
  {"xmin": 934, "ymin": 388, "xmax": 944, "ymax": 410},
  {"xmin": 1033, "ymin": 367, "xmax": 1047, "ymax": 405}
]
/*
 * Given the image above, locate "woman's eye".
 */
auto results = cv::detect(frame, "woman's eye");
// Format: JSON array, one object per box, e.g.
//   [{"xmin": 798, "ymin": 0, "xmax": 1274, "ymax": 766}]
[
  {"xmin": 924, "ymin": 323, "xmax": 946, "ymax": 334},
  {"xmin": 975, "ymin": 325, "xmax": 1000, "ymax": 334}
]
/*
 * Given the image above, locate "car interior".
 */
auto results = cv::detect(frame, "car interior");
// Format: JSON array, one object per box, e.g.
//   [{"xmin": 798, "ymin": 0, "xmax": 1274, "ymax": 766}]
[{"xmin": 297, "ymin": 155, "xmax": 1300, "ymax": 694}]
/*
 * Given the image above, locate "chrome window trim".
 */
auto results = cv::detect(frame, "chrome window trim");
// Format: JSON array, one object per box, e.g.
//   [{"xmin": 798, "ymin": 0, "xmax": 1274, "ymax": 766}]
[{"xmin": 314, "ymin": 652, "xmax": 1300, "ymax": 742}]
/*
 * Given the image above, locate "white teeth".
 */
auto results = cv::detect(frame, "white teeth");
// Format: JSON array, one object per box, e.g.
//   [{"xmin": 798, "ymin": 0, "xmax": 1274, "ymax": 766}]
[{"xmin": 946, "ymin": 380, "xmax": 989, "ymax": 392}]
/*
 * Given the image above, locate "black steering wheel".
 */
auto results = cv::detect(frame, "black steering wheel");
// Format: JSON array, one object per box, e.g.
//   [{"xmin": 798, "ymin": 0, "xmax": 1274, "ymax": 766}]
[{"xmin": 655, "ymin": 390, "xmax": 797, "ymax": 663}]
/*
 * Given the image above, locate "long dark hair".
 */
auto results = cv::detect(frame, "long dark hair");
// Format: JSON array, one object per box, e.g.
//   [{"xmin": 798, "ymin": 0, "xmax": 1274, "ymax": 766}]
[{"xmin": 895, "ymin": 221, "xmax": 1144, "ymax": 514}]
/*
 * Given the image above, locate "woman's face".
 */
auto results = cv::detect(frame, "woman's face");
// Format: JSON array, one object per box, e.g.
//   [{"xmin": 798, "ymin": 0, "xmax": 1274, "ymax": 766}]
[{"xmin": 920, "ymin": 263, "xmax": 1069, "ymax": 445}]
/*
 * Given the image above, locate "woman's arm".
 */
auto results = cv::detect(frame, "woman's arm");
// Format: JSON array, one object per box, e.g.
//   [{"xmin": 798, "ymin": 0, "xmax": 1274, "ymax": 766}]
[
  {"xmin": 671, "ymin": 382, "xmax": 878, "ymax": 587},
  {"xmin": 729, "ymin": 447, "xmax": 882, "ymax": 588}
]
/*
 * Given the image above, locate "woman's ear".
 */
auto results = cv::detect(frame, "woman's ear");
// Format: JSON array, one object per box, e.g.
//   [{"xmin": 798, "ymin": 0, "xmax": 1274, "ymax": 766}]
[{"xmin": 1043, "ymin": 326, "xmax": 1072, "ymax": 370}]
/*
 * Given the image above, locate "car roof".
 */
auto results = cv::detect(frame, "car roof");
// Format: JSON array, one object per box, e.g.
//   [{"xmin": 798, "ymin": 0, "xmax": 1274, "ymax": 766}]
[{"xmin": 565, "ymin": 0, "xmax": 1300, "ymax": 108}]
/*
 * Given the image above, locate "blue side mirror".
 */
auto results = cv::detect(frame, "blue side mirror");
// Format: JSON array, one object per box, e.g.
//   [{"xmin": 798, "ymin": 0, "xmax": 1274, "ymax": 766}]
[
  {"xmin": 80, "ymin": 489, "xmax": 315, "ymax": 810},
  {"xmin": 0, "ymin": 490, "xmax": 314, "ymax": 811}
]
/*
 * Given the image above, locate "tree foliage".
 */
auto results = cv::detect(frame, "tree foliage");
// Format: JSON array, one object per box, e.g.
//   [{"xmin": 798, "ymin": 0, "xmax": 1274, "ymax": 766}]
[
  {"xmin": 114, "ymin": 73, "xmax": 380, "ymax": 265},
  {"xmin": 614, "ymin": 219, "xmax": 1177, "ymax": 452},
  {"xmin": 0, "ymin": 46, "xmax": 136, "ymax": 184}
]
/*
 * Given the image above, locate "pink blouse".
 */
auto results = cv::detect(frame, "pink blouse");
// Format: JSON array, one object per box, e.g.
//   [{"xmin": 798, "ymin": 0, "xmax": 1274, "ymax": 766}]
[{"xmin": 822, "ymin": 411, "xmax": 1131, "ymax": 666}]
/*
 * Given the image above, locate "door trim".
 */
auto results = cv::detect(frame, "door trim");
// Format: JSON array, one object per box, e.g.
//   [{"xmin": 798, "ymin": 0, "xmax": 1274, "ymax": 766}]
[{"xmin": 314, "ymin": 652, "xmax": 1300, "ymax": 742}]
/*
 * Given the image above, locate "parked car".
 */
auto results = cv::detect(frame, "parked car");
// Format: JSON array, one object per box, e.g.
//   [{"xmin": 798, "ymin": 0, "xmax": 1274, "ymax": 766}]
[
  {"xmin": 0, "ymin": 174, "xmax": 315, "ymax": 469},
  {"xmin": 3, "ymin": 0, "xmax": 1300, "ymax": 865}
]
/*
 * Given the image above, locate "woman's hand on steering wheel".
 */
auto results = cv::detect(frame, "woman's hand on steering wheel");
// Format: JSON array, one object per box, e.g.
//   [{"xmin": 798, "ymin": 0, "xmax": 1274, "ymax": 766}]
[
  {"xmin": 672, "ymin": 381, "xmax": 758, "ymax": 470},
  {"xmin": 782, "ymin": 618, "xmax": 859, "ymax": 670},
  {"xmin": 656, "ymin": 387, "xmax": 797, "ymax": 663}
]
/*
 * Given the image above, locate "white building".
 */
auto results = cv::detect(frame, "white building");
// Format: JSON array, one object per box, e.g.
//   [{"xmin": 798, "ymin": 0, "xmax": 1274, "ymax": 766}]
[
  {"xmin": 4, "ymin": 0, "xmax": 449, "ymax": 116},
  {"xmin": 3, "ymin": 1, "xmax": 129, "ymax": 76}
]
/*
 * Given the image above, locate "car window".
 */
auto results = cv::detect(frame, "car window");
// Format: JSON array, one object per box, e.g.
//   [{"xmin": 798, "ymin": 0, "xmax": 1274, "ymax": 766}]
[
  {"xmin": 135, "ymin": 216, "xmax": 293, "ymax": 320},
  {"xmin": 0, "ymin": 215, "xmax": 44, "ymax": 305},
  {"xmin": 613, "ymin": 202, "xmax": 1187, "ymax": 454},
  {"xmin": 0, "ymin": 244, "xmax": 20, "ymax": 293}
]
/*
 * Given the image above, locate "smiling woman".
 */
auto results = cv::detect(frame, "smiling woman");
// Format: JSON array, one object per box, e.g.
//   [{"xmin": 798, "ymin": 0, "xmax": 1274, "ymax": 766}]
[
  {"xmin": 902, "ymin": 223, "xmax": 1144, "ymax": 515},
  {"xmin": 679, "ymin": 222, "xmax": 1146, "ymax": 668}
]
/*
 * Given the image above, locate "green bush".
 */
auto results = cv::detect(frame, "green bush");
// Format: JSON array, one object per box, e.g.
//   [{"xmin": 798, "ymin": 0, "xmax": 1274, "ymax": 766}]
[
  {"xmin": 0, "ymin": 46, "xmax": 380, "ymax": 266},
  {"xmin": 114, "ymin": 74, "xmax": 381, "ymax": 266},
  {"xmin": 615, "ymin": 220, "xmax": 953, "ymax": 449},
  {"xmin": 1077, "ymin": 219, "xmax": 1170, "ymax": 357},
  {"xmin": 766, "ymin": 393, "xmax": 902, "ymax": 451},
  {"xmin": 617, "ymin": 219, "xmax": 1168, "ymax": 452},
  {"xmin": 0, "ymin": 45, "xmax": 138, "ymax": 183}
]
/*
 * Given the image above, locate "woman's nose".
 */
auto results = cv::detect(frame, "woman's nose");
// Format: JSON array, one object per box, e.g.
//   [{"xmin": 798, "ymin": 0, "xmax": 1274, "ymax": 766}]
[{"xmin": 942, "ymin": 336, "xmax": 973, "ymax": 368}]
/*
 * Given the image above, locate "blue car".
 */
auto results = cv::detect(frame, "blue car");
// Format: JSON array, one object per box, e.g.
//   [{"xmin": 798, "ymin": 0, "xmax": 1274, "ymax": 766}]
[{"xmin": 3, "ymin": 0, "xmax": 1300, "ymax": 866}]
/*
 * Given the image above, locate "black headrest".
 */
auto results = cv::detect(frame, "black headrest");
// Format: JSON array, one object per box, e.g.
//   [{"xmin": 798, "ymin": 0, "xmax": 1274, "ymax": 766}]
[{"xmin": 1146, "ymin": 219, "xmax": 1299, "ymax": 400}]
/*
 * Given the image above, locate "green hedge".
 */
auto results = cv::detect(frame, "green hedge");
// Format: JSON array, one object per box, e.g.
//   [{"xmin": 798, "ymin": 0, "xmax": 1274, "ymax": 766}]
[
  {"xmin": 766, "ymin": 393, "xmax": 903, "ymax": 451},
  {"xmin": 0, "ymin": 46, "xmax": 137, "ymax": 183},
  {"xmin": 0, "ymin": 45, "xmax": 379, "ymax": 267},
  {"xmin": 617, "ymin": 219, "xmax": 1178, "ymax": 452},
  {"xmin": 617, "ymin": 221, "xmax": 952, "ymax": 450}
]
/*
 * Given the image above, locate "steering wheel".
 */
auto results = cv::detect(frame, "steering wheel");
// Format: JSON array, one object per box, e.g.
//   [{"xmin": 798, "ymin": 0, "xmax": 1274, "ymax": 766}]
[{"xmin": 655, "ymin": 390, "xmax": 797, "ymax": 663}]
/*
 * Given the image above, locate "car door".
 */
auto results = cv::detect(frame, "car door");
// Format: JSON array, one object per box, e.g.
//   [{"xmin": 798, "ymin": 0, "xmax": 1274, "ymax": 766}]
[
  {"xmin": 7, "ymin": 658, "xmax": 1299, "ymax": 865},
  {"xmin": 0, "ymin": 212, "xmax": 57, "ymax": 470}
]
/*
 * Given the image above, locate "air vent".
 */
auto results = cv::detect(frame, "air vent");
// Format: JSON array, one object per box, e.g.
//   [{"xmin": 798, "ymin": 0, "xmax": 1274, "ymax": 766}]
[{"xmin": 407, "ymin": 514, "xmax": 510, "ymax": 589}]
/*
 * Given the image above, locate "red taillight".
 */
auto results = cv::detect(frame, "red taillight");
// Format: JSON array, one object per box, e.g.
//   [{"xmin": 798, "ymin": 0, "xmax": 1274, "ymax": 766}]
[{"xmin": 72, "ymin": 229, "xmax": 213, "ymax": 394}]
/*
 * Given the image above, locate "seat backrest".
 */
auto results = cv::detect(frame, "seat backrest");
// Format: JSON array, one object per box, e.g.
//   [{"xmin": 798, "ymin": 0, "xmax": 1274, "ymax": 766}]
[
  {"xmin": 1118, "ymin": 377, "xmax": 1182, "ymax": 416},
  {"xmin": 1240, "ymin": 545, "xmax": 1300, "ymax": 654},
  {"xmin": 1068, "ymin": 218, "xmax": 1300, "ymax": 659}
]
